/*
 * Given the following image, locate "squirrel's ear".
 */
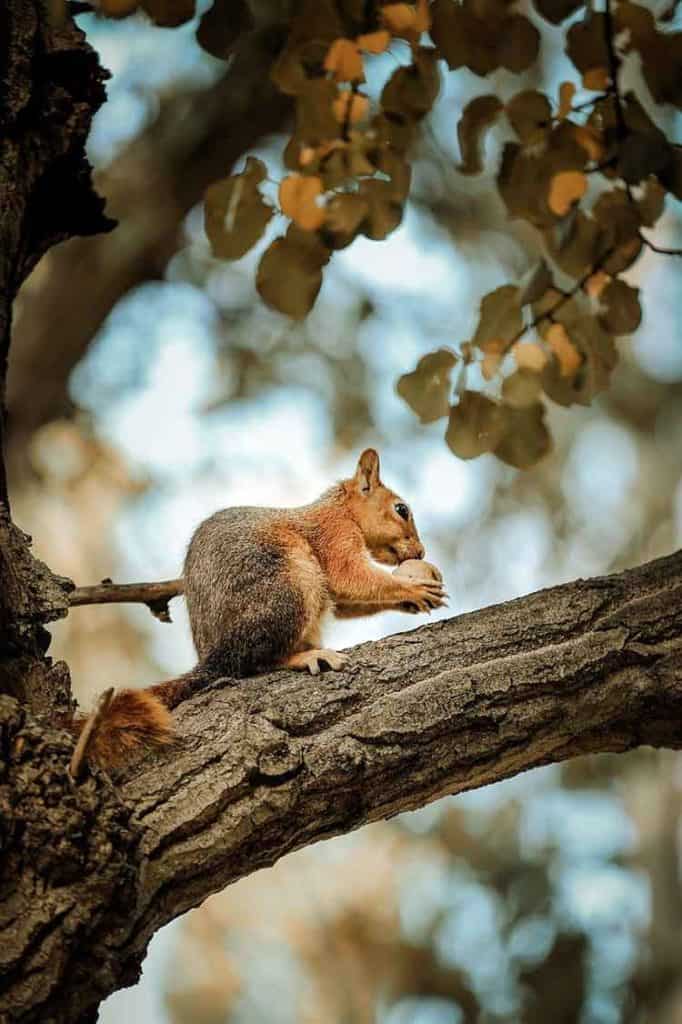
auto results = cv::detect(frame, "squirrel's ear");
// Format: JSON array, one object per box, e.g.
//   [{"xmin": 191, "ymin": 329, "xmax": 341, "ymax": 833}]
[{"xmin": 354, "ymin": 448, "xmax": 381, "ymax": 494}]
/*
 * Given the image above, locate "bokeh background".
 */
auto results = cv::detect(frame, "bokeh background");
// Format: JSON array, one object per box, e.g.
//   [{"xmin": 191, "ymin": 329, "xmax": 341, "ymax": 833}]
[{"xmin": 7, "ymin": 2, "xmax": 682, "ymax": 1021}]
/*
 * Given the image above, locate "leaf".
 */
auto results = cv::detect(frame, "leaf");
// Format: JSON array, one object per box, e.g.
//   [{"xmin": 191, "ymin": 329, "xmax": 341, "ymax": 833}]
[
  {"xmin": 513, "ymin": 342, "xmax": 549, "ymax": 372},
  {"xmin": 382, "ymin": 0, "xmax": 430, "ymax": 35},
  {"xmin": 279, "ymin": 175, "xmax": 326, "ymax": 231},
  {"xmin": 502, "ymin": 369, "xmax": 543, "ymax": 408},
  {"xmin": 397, "ymin": 349, "xmax": 458, "ymax": 423},
  {"xmin": 457, "ymin": 95, "xmax": 503, "ymax": 175},
  {"xmin": 382, "ymin": 3, "xmax": 418, "ymax": 33},
  {"xmin": 520, "ymin": 260, "xmax": 553, "ymax": 305},
  {"xmin": 497, "ymin": 15, "xmax": 540, "ymax": 73},
  {"xmin": 585, "ymin": 270, "xmax": 610, "ymax": 298},
  {"xmin": 357, "ymin": 30, "xmax": 390, "ymax": 53},
  {"xmin": 599, "ymin": 279, "xmax": 642, "ymax": 334},
  {"xmin": 142, "ymin": 0, "xmax": 194, "ymax": 26},
  {"xmin": 473, "ymin": 285, "xmax": 523, "ymax": 350},
  {"xmin": 532, "ymin": 0, "xmax": 583, "ymax": 25},
  {"xmin": 324, "ymin": 38, "xmax": 364, "ymax": 82},
  {"xmin": 381, "ymin": 48, "xmax": 439, "ymax": 119},
  {"xmin": 571, "ymin": 125, "xmax": 605, "ymax": 162},
  {"xmin": 296, "ymin": 79, "xmax": 341, "ymax": 145},
  {"xmin": 548, "ymin": 170, "xmax": 587, "ymax": 216},
  {"xmin": 432, "ymin": 0, "xmax": 537, "ymax": 76},
  {"xmin": 323, "ymin": 193, "xmax": 370, "ymax": 248},
  {"xmin": 506, "ymin": 90, "xmax": 551, "ymax": 142},
  {"xmin": 546, "ymin": 323, "xmax": 582, "ymax": 376},
  {"xmin": 333, "ymin": 91, "xmax": 370, "ymax": 124},
  {"xmin": 196, "ymin": 0, "xmax": 252, "ymax": 59},
  {"xmin": 617, "ymin": 133, "xmax": 673, "ymax": 185},
  {"xmin": 496, "ymin": 403, "xmax": 551, "ymax": 469},
  {"xmin": 256, "ymin": 228, "xmax": 330, "ymax": 319},
  {"xmin": 359, "ymin": 179, "xmax": 404, "ymax": 239},
  {"xmin": 541, "ymin": 314, "xmax": 616, "ymax": 405},
  {"xmin": 204, "ymin": 156, "xmax": 272, "ymax": 261},
  {"xmin": 637, "ymin": 179, "xmax": 666, "ymax": 227},
  {"xmin": 557, "ymin": 81, "xmax": 576, "ymax": 120},
  {"xmin": 582, "ymin": 67, "xmax": 609, "ymax": 91},
  {"xmin": 445, "ymin": 391, "xmax": 508, "ymax": 459},
  {"xmin": 566, "ymin": 13, "xmax": 609, "ymax": 75}
]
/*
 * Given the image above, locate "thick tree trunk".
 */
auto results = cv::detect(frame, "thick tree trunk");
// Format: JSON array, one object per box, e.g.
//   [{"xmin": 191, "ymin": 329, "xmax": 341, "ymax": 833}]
[{"xmin": 1, "ymin": 549, "xmax": 681, "ymax": 1021}]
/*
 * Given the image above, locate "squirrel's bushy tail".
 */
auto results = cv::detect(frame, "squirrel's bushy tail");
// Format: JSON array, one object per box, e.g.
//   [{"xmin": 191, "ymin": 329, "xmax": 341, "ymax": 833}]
[{"xmin": 71, "ymin": 654, "xmax": 231, "ymax": 767}]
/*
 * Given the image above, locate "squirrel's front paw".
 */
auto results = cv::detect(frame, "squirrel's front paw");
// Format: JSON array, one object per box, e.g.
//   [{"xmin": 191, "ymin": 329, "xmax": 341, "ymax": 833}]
[
  {"xmin": 399, "ymin": 579, "xmax": 447, "ymax": 613},
  {"xmin": 394, "ymin": 559, "xmax": 447, "ymax": 613}
]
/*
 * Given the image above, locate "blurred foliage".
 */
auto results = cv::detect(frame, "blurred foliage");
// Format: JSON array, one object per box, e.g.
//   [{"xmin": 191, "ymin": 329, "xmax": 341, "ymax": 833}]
[{"xmin": 76, "ymin": 0, "xmax": 682, "ymax": 469}]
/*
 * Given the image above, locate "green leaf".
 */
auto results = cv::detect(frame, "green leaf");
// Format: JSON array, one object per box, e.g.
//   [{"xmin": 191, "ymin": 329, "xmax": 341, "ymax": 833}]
[
  {"xmin": 496, "ymin": 403, "xmax": 551, "ymax": 468},
  {"xmin": 457, "ymin": 95, "xmax": 503, "ymax": 175},
  {"xmin": 256, "ymin": 227, "xmax": 330, "ymax": 319},
  {"xmin": 445, "ymin": 391, "xmax": 508, "ymax": 459},
  {"xmin": 599, "ymin": 280, "xmax": 642, "ymax": 335},
  {"xmin": 397, "ymin": 349, "xmax": 458, "ymax": 423},
  {"xmin": 204, "ymin": 157, "xmax": 272, "ymax": 261}
]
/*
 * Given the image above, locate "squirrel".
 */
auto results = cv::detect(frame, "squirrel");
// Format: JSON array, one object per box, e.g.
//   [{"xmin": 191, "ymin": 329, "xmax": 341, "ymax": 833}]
[{"xmin": 69, "ymin": 449, "xmax": 446, "ymax": 765}]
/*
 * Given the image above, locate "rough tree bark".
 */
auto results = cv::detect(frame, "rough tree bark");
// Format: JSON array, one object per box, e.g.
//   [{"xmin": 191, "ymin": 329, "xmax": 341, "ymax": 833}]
[
  {"xmin": 0, "ymin": 550, "xmax": 681, "ymax": 1021},
  {"xmin": 5, "ymin": 22, "xmax": 291, "ymax": 471}
]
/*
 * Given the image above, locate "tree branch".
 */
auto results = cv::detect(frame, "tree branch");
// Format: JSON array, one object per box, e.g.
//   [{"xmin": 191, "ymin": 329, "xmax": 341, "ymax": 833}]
[
  {"xmin": 2, "ymin": 549, "xmax": 682, "ymax": 1021},
  {"xmin": 68, "ymin": 577, "xmax": 184, "ymax": 621}
]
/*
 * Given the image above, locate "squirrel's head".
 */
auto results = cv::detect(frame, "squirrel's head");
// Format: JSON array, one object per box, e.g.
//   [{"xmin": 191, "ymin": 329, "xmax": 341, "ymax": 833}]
[{"xmin": 346, "ymin": 449, "xmax": 425, "ymax": 566}]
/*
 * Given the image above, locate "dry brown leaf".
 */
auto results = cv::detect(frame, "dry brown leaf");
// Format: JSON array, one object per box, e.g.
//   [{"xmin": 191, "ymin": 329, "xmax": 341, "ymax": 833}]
[
  {"xmin": 279, "ymin": 175, "xmax": 326, "ymax": 230},
  {"xmin": 357, "ymin": 29, "xmax": 391, "ymax": 53},
  {"xmin": 558, "ymin": 81, "xmax": 576, "ymax": 119},
  {"xmin": 572, "ymin": 125, "xmax": 605, "ymax": 162},
  {"xmin": 513, "ymin": 341, "xmax": 548, "ymax": 372},
  {"xmin": 584, "ymin": 269, "xmax": 610, "ymax": 298},
  {"xmin": 548, "ymin": 170, "xmax": 588, "ymax": 215},
  {"xmin": 481, "ymin": 352, "xmax": 502, "ymax": 380},
  {"xmin": 324, "ymin": 38, "xmax": 364, "ymax": 82},
  {"xmin": 333, "ymin": 91, "xmax": 370, "ymax": 124},
  {"xmin": 582, "ymin": 67, "xmax": 609, "ymax": 91},
  {"xmin": 382, "ymin": 0, "xmax": 429, "ymax": 34},
  {"xmin": 546, "ymin": 323, "xmax": 582, "ymax": 377},
  {"xmin": 479, "ymin": 336, "xmax": 508, "ymax": 356}
]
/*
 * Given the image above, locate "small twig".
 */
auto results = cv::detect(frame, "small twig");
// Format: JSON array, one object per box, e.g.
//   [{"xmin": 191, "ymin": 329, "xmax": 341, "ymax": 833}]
[
  {"xmin": 509, "ymin": 246, "xmax": 616, "ymax": 347},
  {"xmin": 68, "ymin": 578, "xmax": 184, "ymax": 622},
  {"xmin": 69, "ymin": 687, "xmax": 114, "ymax": 780},
  {"xmin": 639, "ymin": 234, "xmax": 682, "ymax": 257}
]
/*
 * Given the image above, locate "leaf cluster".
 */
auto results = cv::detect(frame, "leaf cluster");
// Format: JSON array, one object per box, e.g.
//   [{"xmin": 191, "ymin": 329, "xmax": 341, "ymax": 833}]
[{"xmin": 95, "ymin": 0, "xmax": 682, "ymax": 469}]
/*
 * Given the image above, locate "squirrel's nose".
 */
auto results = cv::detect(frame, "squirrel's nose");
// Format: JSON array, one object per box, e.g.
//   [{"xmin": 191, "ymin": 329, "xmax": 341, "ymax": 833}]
[{"xmin": 414, "ymin": 542, "xmax": 425, "ymax": 559}]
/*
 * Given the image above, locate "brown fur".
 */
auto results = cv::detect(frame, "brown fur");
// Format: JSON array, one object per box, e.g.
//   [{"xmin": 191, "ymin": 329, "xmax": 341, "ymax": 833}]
[
  {"xmin": 70, "ymin": 689, "xmax": 172, "ymax": 767},
  {"xmin": 72, "ymin": 449, "xmax": 444, "ymax": 767}
]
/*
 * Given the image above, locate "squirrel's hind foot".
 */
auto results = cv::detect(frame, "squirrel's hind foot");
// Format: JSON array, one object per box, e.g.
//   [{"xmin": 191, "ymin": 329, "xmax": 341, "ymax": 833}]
[{"xmin": 285, "ymin": 649, "xmax": 347, "ymax": 675}]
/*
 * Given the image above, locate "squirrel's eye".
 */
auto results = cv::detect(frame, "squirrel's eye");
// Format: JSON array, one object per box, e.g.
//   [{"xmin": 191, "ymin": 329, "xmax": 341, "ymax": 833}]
[{"xmin": 395, "ymin": 503, "xmax": 410, "ymax": 521}]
